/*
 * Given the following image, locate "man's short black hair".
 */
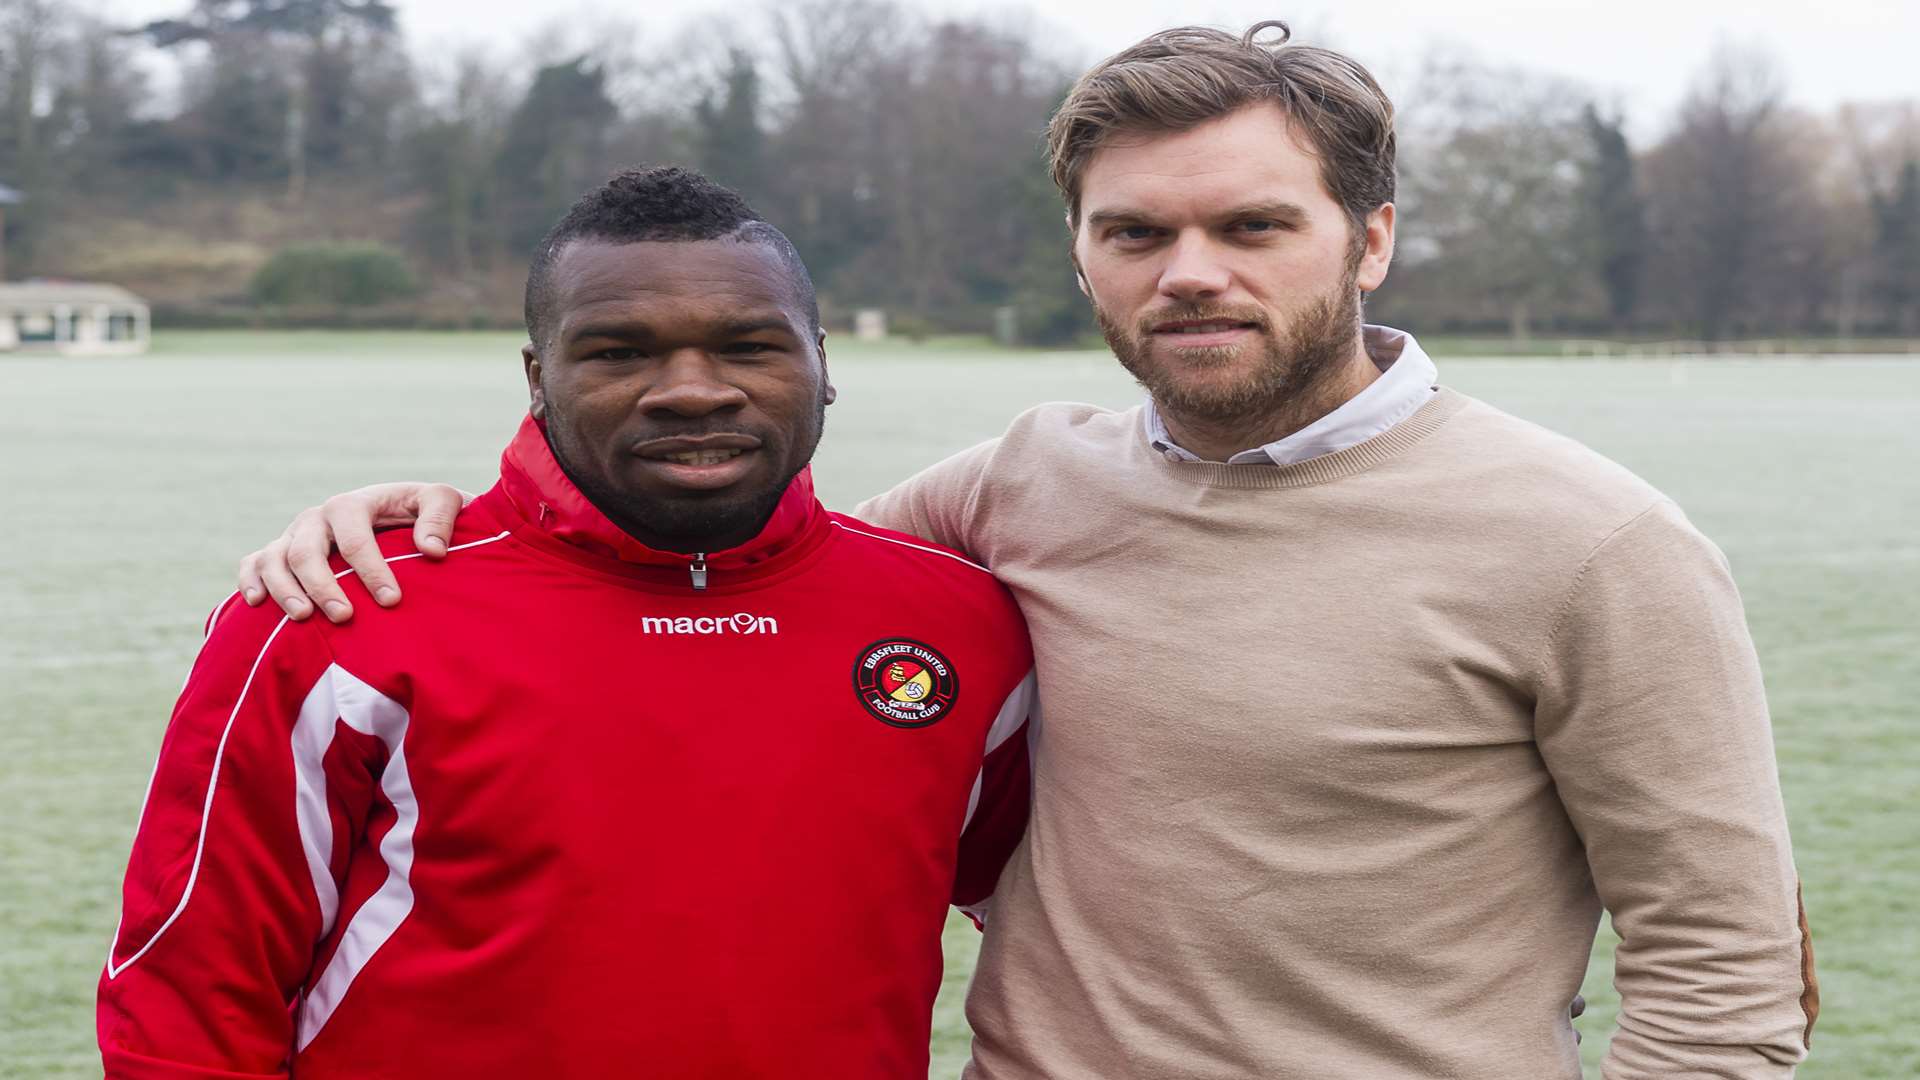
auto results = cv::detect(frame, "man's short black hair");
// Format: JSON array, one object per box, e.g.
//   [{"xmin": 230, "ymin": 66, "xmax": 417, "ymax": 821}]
[{"xmin": 524, "ymin": 165, "xmax": 820, "ymax": 350}]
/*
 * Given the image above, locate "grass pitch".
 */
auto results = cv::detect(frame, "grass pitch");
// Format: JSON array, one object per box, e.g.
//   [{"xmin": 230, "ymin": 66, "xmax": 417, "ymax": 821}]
[{"xmin": 1, "ymin": 332, "xmax": 1914, "ymax": 1078}]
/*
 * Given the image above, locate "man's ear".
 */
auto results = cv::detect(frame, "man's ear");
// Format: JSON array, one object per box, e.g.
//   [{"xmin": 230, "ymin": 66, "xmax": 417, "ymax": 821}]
[
  {"xmin": 522, "ymin": 343, "xmax": 546, "ymax": 419},
  {"xmin": 1066, "ymin": 212, "xmax": 1092, "ymax": 299},
  {"xmin": 1356, "ymin": 202, "xmax": 1396, "ymax": 294},
  {"xmin": 816, "ymin": 329, "xmax": 837, "ymax": 406}
]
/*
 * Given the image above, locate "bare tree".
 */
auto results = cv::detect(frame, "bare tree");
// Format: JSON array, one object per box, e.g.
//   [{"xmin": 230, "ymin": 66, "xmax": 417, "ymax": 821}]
[
  {"xmin": 408, "ymin": 48, "xmax": 511, "ymax": 280},
  {"xmin": 822, "ymin": 17, "xmax": 1071, "ymax": 323},
  {"xmin": 1837, "ymin": 101, "xmax": 1920, "ymax": 202},
  {"xmin": 1839, "ymin": 102, "xmax": 1920, "ymax": 331},
  {"xmin": 134, "ymin": 0, "xmax": 398, "ymax": 203},
  {"xmin": 766, "ymin": 0, "xmax": 908, "ymax": 108},
  {"xmin": 759, "ymin": 0, "xmax": 912, "ymax": 290},
  {"xmin": 1639, "ymin": 44, "xmax": 1828, "ymax": 339},
  {"xmin": 0, "ymin": 0, "xmax": 58, "ymax": 272},
  {"xmin": 0, "ymin": 0, "xmax": 151, "ymax": 270},
  {"xmin": 1396, "ymin": 49, "xmax": 1594, "ymax": 339}
]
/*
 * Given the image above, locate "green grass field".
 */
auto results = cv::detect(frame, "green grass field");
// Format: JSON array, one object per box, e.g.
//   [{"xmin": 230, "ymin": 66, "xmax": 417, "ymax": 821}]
[{"xmin": 2, "ymin": 331, "xmax": 1915, "ymax": 1078}]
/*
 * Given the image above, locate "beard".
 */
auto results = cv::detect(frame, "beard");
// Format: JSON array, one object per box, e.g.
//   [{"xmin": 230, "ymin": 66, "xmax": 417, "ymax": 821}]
[
  {"xmin": 1096, "ymin": 267, "xmax": 1363, "ymax": 431},
  {"xmin": 544, "ymin": 391, "xmax": 829, "ymax": 553}
]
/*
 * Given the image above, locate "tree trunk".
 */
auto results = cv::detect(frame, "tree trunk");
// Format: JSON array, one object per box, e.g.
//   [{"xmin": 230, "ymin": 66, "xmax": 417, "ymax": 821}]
[
  {"xmin": 285, "ymin": 78, "xmax": 307, "ymax": 205},
  {"xmin": 448, "ymin": 129, "xmax": 472, "ymax": 280},
  {"xmin": 1835, "ymin": 264, "xmax": 1858, "ymax": 340},
  {"xmin": 6, "ymin": 12, "xmax": 43, "ymax": 277}
]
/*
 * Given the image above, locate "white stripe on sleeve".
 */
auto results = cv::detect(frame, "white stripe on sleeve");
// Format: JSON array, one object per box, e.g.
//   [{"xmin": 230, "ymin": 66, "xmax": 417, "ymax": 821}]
[
  {"xmin": 961, "ymin": 669, "xmax": 1036, "ymax": 832},
  {"xmin": 290, "ymin": 664, "xmax": 419, "ymax": 1052}
]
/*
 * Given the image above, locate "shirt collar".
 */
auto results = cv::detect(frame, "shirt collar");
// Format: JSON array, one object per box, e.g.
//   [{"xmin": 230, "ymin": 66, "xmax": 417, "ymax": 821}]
[
  {"xmin": 495, "ymin": 413, "xmax": 824, "ymax": 569},
  {"xmin": 1144, "ymin": 324, "xmax": 1439, "ymax": 466}
]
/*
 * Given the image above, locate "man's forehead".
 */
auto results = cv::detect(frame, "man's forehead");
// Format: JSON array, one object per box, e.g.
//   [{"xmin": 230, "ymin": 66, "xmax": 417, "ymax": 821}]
[
  {"xmin": 554, "ymin": 237, "xmax": 788, "ymax": 294},
  {"xmin": 1079, "ymin": 104, "xmax": 1330, "ymax": 214},
  {"xmin": 552, "ymin": 237, "xmax": 807, "ymax": 330}
]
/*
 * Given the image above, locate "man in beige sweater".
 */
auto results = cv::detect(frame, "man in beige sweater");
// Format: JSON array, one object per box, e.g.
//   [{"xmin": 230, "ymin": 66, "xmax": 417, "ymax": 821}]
[{"xmin": 239, "ymin": 21, "xmax": 1815, "ymax": 1080}]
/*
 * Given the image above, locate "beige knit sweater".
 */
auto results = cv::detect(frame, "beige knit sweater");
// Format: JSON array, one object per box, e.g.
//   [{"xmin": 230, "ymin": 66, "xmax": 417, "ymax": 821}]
[{"xmin": 858, "ymin": 389, "xmax": 1815, "ymax": 1079}]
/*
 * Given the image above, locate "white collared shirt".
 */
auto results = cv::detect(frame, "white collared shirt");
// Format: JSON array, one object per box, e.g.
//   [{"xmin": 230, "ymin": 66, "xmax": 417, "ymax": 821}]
[{"xmin": 1144, "ymin": 324, "xmax": 1439, "ymax": 466}]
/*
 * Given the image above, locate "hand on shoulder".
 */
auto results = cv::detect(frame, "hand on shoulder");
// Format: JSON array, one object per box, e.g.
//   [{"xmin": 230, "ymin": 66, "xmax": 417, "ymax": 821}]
[{"xmin": 237, "ymin": 482, "xmax": 469, "ymax": 623}]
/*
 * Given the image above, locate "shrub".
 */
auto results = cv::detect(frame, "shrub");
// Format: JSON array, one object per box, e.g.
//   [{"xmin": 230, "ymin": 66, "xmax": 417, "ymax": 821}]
[{"xmin": 250, "ymin": 243, "xmax": 419, "ymax": 307}]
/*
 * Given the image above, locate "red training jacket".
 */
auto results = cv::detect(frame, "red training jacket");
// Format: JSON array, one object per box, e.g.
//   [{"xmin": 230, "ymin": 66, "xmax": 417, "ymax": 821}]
[{"xmin": 98, "ymin": 416, "xmax": 1035, "ymax": 1079}]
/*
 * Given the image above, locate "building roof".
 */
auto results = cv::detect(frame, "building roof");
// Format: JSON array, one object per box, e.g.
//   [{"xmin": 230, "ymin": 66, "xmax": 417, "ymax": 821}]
[{"xmin": 0, "ymin": 281, "xmax": 146, "ymax": 307}]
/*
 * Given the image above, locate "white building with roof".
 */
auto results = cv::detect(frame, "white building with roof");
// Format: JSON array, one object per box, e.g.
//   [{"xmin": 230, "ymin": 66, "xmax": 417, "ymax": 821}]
[{"xmin": 0, "ymin": 281, "xmax": 151, "ymax": 356}]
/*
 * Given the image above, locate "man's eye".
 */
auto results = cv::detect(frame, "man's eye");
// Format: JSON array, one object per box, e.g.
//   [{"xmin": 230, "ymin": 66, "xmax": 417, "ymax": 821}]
[
  {"xmin": 722, "ymin": 342, "xmax": 774, "ymax": 355},
  {"xmin": 593, "ymin": 347, "xmax": 644, "ymax": 361},
  {"xmin": 1114, "ymin": 225, "xmax": 1158, "ymax": 242},
  {"xmin": 1237, "ymin": 220, "xmax": 1282, "ymax": 234}
]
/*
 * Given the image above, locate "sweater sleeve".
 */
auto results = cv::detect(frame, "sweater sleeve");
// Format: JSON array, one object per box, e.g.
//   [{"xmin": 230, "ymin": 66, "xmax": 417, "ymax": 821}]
[
  {"xmin": 854, "ymin": 437, "xmax": 1001, "ymax": 559},
  {"xmin": 1534, "ymin": 500, "xmax": 1817, "ymax": 1078},
  {"xmin": 98, "ymin": 602, "xmax": 383, "ymax": 1078}
]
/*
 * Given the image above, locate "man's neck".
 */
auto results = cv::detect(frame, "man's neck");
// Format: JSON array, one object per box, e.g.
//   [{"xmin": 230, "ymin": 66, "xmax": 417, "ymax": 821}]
[
  {"xmin": 604, "ymin": 511, "xmax": 761, "ymax": 556},
  {"xmin": 1157, "ymin": 341, "xmax": 1382, "ymax": 463}
]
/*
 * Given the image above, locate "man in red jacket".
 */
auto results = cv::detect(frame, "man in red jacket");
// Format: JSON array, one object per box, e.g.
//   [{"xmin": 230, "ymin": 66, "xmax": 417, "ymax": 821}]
[{"xmin": 99, "ymin": 167, "xmax": 1035, "ymax": 1079}]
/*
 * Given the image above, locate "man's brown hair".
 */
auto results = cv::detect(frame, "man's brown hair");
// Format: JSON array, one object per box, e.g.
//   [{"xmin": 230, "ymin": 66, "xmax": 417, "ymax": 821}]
[{"xmin": 1047, "ymin": 21, "xmax": 1396, "ymax": 233}]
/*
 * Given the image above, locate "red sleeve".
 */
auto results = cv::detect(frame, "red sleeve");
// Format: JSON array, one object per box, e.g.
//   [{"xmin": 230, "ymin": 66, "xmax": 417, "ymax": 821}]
[
  {"xmin": 98, "ymin": 602, "xmax": 380, "ymax": 1078},
  {"xmin": 952, "ymin": 670, "xmax": 1035, "ymax": 923}
]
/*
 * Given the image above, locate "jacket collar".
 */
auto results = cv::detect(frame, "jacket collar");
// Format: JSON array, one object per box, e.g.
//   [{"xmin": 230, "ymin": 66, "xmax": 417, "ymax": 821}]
[{"xmin": 496, "ymin": 414, "xmax": 825, "ymax": 571}]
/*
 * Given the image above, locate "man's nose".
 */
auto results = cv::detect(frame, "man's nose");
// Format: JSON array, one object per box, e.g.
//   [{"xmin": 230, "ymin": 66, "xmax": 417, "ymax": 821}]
[
  {"xmin": 1157, "ymin": 232, "xmax": 1231, "ymax": 301},
  {"xmin": 640, "ymin": 350, "xmax": 749, "ymax": 417}
]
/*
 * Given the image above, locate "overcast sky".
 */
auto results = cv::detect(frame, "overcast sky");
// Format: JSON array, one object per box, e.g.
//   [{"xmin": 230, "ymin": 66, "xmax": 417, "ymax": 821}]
[{"xmin": 98, "ymin": 0, "xmax": 1919, "ymax": 138}]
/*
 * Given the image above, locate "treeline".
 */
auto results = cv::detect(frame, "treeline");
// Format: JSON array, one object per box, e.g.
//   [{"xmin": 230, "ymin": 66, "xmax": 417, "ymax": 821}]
[
  {"xmin": 2, "ymin": 0, "xmax": 1917, "ymax": 342},
  {"xmin": 1389, "ymin": 48, "xmax": 1920, "ymax": 341}
]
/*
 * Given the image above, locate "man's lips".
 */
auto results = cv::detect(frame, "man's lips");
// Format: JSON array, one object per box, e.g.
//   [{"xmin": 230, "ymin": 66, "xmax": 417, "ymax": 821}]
[
  {"xmin": 630, "ymin": 434, "xmax": 764, "ymax": 490},
  {"xmin": 633, "ymin": 434, "xmax": 762, "ymax": 465},
  {"xmin": 1147, "ymin": 318, "xmax": 1262, "ymax": 348},
  {"xmin": 1150, "ymin": 318, "xmax": 1261, "ymax": 333}
]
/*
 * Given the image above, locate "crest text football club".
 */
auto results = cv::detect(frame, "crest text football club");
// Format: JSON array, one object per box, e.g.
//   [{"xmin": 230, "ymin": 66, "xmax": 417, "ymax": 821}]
[{"xmin": 853, "ymin": 639, "xmax": 959, "ymax": 728}]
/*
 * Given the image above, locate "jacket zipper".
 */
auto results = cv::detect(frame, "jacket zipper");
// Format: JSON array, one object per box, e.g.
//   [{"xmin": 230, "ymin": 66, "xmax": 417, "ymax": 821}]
[{"xmin": 689, "ymin": 552, "xmax": 708, "ymax": 591}]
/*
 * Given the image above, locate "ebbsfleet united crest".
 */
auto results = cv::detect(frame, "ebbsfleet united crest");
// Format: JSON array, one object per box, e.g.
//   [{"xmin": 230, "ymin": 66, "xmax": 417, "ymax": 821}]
[{"xmin": 853, "ymin": 639, "xmax": 959, "ymax": 728}]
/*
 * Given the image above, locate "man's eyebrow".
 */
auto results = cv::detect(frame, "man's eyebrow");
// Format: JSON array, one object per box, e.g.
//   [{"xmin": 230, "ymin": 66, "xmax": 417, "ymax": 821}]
[
  {"xmin": 564, "ymin": 316, "xmax": 797, "ymax": 345},
  {"xmin": 566, "ymin": 321, "xmax": 651, "ymax": 345},
  {"xmin": 1084, "ymin": 202, "xmax": 1313, "ymax": 230},
  {"xmin": 1084, "ymin": 207, "xmax": 1152, "ymax": 229},
  {"xmin": 1220, "ymin": 201, "xmax": 1310, "ymax": 223},
  {"xmin": 712, "ymin": 317, "xmax": 798, "ymax": 338}
]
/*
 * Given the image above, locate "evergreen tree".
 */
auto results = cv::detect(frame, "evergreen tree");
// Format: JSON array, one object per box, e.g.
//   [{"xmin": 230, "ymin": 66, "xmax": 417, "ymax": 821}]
[
  {"xmin": 1577, "ymin": 105, "xmax": 1647, "ymax": 326},
  {"xmin": 183, "ymin": 38, "xmax": 291, "ymax": 180},
  {"xmin": 1872, "ymin": 159, "xmax": 1920, "ymax": 333},
  {"xmin": 1009, "ymin": 89, "xmax": 1093, "ymax": 346},
  {"xmin": 694, "ymin": 50, "xmax": 768, "ymax": 206},
  {"xmin": 493, "ymin": 57, "xmax": 617, "ymax": 253}
]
